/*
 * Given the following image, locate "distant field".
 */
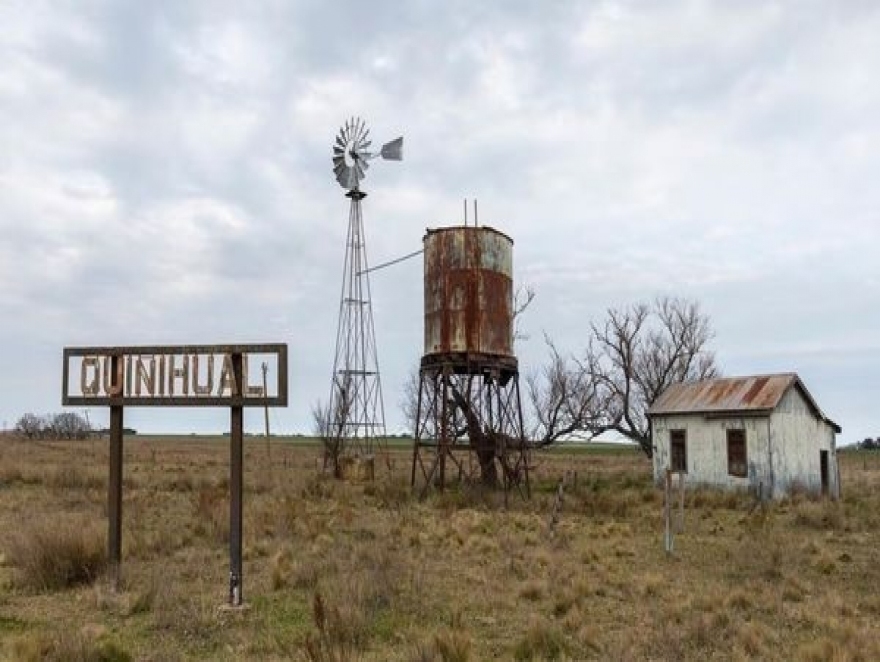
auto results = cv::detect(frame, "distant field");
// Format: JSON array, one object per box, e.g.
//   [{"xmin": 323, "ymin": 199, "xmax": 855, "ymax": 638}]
[
  {"xmin": 1, "ymin": 436, "xmax": 879, "ymax": 660},
  {"xmin": 129, "ymin": 435, "xmax": 641, "ymax": 453}
]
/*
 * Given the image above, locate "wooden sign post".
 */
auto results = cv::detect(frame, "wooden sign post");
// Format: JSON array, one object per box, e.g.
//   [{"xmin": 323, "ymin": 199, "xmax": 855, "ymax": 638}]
[{"xmin": 63, "ymin": 344, "xmax": 288, "ymax": 606}]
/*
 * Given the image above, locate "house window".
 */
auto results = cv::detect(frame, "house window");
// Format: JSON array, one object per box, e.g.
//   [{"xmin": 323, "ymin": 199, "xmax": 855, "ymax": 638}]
[
  {"xmin": 727, "ymin": 429, "xmax": 747, "ymax": 477},
  {"xmin": 670, "ymin": 430, "xmax": 687, "ymax": 472}
]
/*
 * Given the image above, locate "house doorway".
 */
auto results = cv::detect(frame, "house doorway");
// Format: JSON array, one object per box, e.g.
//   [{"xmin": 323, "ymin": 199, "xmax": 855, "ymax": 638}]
[{"xmin": 820, "ymin": 450, "xmax": 829, "ymax": 495}]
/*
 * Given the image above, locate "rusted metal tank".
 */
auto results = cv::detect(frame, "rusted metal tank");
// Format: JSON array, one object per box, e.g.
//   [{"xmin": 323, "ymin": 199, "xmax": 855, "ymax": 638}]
[{"xmin": 423, "ymin": 226, "xmax": 513, "ymax": 358}]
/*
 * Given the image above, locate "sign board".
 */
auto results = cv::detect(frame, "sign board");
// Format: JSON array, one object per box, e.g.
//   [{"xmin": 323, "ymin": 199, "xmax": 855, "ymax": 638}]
[
  {"xmin": 62, "ymin": 344, "xmax": 287, "ymax": 407},
  {"xmin": 61, "ymin": 341, "xmax": 288, "ymax": 607}
]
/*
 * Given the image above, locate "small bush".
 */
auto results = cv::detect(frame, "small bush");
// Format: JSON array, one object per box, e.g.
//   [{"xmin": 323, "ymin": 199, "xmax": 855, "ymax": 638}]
[
  {"xmin": 793, "ymin": 501, "xmax": 844, "ymax": 531},
  {"xmin": 48, "ymin": 466, "xmax": 103, "ymax": 490},
  {"xmin": 0, "ymin": 464, "xmax": 25, "ymax": 486},
  {"xmin": 513, "ymin": 620, "xmax": 568, "ymax": 661},
  {"xmin": 7, "ymin": 631, "xmax": 131, "ymax": 662},
  {"xmin": 518, "ymin": 580, "xmax": 545, "ymax": 602},
  {"xmin": 365, "ymin": 476, "xmax": 412, "ymax": 509},
  {"xmin": 150, "ymin": 581, "xmax": 218, "ymax": 643},
  {"xmin": 303, "ymin": 591, "xmax": 362, "ymax": 661},
  {"xmin": 193, "ymin": 485, "xmax": 228, "ymax": 543},
  {"xmin": 433, "ymin": 629, "xmax": 472, "ymax": 662},
  {"xmin": 8, "ymin": 519, "xmax": 107, "ymax": 591}
]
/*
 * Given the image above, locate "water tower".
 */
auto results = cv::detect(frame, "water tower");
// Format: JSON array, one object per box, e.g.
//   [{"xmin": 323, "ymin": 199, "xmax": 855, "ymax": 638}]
[{"xmin": 410, "ymin": 224, "xmax": 530, "ymax": 498}]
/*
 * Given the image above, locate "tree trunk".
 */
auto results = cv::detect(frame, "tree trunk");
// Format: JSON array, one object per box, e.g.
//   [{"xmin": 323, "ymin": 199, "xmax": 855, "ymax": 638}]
[
  {"xmin": 449, "ymin": 384, "xmax": 498, "ymax": 487},
  {"xmin": 472, "ymin": 433, "xmax": 498, "ymax": 488}
]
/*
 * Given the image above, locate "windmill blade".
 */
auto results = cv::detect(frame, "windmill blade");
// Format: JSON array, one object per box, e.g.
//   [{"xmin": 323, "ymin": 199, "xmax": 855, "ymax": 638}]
[
  {"xmin": 380, "ymin": 137, "xmax": 403, "ymax": 161},
  {"xmin": 331, "ymin": 118, "xmax": 403, "ymax": 190}
]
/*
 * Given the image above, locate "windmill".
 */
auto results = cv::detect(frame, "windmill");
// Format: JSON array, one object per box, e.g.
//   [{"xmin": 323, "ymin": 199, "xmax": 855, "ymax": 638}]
[{"xmin": 325, "ymin": 117, "xmax": 403, "ymax": 472}]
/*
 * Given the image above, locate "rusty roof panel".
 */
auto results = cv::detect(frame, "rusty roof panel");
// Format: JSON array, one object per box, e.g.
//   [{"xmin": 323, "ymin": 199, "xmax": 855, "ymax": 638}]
[
  {"xmin": 648, "ymin": 374, "xmax": 797, "ymax": 415},
  {"xmin": 648, "ymin": 373, "xmax": 841, "ymax": 433}
]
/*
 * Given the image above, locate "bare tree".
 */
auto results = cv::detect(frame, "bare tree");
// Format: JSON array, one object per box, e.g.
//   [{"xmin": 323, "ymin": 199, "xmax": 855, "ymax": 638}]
[
  {"xmin": 313, "ymin": 374, "xmax": 356, "ymax": 478},
  {"xmin": 526, "ymin": 297, "xmax": 718, "ymax": 457},
  {"xmin": 312, "ymin": 400, "xmax": 341, "ymax": 478},
  {"xmin": 313, "ymin": 399, "xmax": 345, "ymax": 478},
  {"xmin": 15, "ymin": 412, "xmax": 91, "ymax": 440},
  {"xmin": 15, "ymin": 413, "xmax": 42, "ymax": 439},
  {"xmin": 586, "ymin": 297, "xmax": 718, "ymax": 456},
  {"xmin": 512, "ymin": 284, "xmax": 536, "ymax": 345},
  {"xmin": 401, "ymin": 365, "xmax": 421, "ymax": 436},
  {"xmin": 527, "ymin": 335, "xmax": 605, "ymax": 445},
  {"xmin": 52, "ymin": 412, "xmax": 91, "ymax": 440}
]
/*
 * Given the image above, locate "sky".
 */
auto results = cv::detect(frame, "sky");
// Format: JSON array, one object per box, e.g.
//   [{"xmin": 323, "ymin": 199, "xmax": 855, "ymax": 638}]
[{"xmin": 1, "ymin": 1, "xmax": 878, "ymax": 444}]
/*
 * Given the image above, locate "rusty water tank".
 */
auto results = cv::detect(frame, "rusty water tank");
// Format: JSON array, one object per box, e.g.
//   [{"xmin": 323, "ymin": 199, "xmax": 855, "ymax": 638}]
[{"xmin": 423, "ymin": 226, "xmax": 514, "ymax": 358}]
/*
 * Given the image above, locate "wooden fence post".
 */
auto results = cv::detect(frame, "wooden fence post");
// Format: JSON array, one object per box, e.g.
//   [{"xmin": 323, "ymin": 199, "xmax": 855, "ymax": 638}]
[
  {"xmin": 664, "ymin": 469, "xmax": 673, "ymax": 554},
  {"xmin": 677, "ymin": 470, "xmax": 685, "ymax": 533}
]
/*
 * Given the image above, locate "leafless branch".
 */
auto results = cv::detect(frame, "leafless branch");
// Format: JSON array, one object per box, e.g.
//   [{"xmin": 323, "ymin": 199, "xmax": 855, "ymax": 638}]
[
  {"xmin": 512, "ymin": 284, "xmax": 536, "ymax": 345},
  {"xmin": 525, "ymin": 297, "xmax": 719, "ymax": 458}
]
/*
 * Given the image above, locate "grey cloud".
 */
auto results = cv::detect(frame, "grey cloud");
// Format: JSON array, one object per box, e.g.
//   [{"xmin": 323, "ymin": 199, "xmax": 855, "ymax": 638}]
[{"xmin": 1, "ymin": 1, "xmax": 878, "ymax": 442}]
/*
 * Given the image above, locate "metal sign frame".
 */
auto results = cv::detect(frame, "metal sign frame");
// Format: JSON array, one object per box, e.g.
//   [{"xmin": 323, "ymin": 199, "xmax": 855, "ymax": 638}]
[
  {"xmin": 61, "ymin": 343, "xmax": 288, "ymax": 607},
  {"xmin": 62, "ymin": 344, "xmax": 287, "ymax": 407}
]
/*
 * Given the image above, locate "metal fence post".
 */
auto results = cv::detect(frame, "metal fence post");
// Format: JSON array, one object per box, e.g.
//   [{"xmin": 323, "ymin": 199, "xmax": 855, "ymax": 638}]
[{"xmin": 229, "ymin": 352, "xmax": 244, "ymax": 606}]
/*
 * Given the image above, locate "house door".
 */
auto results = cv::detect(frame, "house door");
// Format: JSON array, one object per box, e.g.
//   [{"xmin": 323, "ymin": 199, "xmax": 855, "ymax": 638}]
[{"xmin": 820, "ymin": 450, "xmax": 829, "ymax": 496}]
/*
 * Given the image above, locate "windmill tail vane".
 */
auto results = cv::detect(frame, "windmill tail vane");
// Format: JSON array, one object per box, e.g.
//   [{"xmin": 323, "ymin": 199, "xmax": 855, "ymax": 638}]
[{"xmin": 380, "ymin": 137, "xmax": 403, "ymax": 161}]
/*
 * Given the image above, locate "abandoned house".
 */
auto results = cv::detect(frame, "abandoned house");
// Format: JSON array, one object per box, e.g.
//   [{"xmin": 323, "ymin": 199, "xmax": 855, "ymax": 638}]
[{"xmin": 647, "ymin": 373, "xmax": 840, "ymax": 499}]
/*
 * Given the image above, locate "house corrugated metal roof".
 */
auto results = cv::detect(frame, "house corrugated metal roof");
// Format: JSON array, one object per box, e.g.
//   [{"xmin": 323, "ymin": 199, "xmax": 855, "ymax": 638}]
[{"xmin": 647, "ymin": 373, "xmax": 841, "ymax": 433}]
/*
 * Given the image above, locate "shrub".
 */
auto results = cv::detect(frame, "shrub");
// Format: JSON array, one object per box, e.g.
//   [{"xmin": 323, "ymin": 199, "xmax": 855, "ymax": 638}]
[
  {"xmin": 8, "ymin": 519, "xmax": 107, "ymax": 591},
  {"xmin": 48, "ymin": 466, "xmax": 103, "ymax": 490},
  {"xmin": 432, "ymin": 629, "xmax": 472, "ymax": 662},
  {"xmin": 193, "ymin": 485, "xmax": 228, "ymax": 543},
  {"xmin": 303, "ymin": 591, "xmax": 360, "ymax": 661},
  {"xmin": 513, "ymin": 620, "xmax": 568, "ymax": 661},
  {"xmin": 7, "ymin": 631, "xmax": 131, "ymax": 662}
]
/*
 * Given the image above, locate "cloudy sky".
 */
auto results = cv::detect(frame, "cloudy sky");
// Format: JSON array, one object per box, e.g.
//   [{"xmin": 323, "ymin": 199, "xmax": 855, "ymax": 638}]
[{"xmin": 2, "ymin": 1, "xmax": 878, "ymax": 443}]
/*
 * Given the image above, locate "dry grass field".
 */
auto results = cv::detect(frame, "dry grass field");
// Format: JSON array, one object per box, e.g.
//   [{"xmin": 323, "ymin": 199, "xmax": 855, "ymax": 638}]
[{"xmin": 1, "ymin": 435, "xmax": 879, "ymax": 661}]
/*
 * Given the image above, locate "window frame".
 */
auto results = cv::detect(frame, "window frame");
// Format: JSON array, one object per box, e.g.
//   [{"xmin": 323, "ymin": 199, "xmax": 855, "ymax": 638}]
[
  {"xmin": 727, "ymin": 428, "xmax": 747, "ymax": 477},
  {"xmin": 670, "ymin": 429, "xmax": 687, "ymax": 473}
]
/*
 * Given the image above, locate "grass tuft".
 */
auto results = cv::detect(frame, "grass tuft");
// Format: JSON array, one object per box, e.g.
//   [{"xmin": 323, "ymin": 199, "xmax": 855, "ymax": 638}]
[
  {"xmin": 8, "ymin": 518, "xmax": 107, "ymax": 591},
  {"xmin": 432, "ymin": 629, "xmax": 472, "ymax": 662},
  {"xmin": 48, "ymin": 466, "xmax": 104, "ymax": 490},
  {"xmin": 6, "ymin": 630, "xmax": 131, "ymax": 662},
  {"xmin": 303, "ymin": 590, "xmax": 362, "ymax": 661},
  {"xmin": 513, "ymin": 620, "xmax": 568, "ymax": 661}
]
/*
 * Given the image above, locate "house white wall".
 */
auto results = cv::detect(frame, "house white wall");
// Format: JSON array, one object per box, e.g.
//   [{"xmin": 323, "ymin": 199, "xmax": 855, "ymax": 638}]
[
  {"xmin": 651, "ymin": 413, "xmax": 771, "ymax": 492},
  {"xmin": 651, "ymin": 385, "xmax": 838, "ymax": 498},
  {"xmin": 769, "ymin": 386, "xmax": 839, "ymax": 498}
]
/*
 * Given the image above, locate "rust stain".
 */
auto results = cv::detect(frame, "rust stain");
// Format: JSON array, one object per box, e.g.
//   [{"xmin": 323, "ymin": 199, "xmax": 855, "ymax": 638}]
[
  {"xmin": 741, "ymin": 376, "xmax": 770, "ymax": 405},
  {"xmin": 648, "ymin": 373, "xmax": 840, "ymax": 432},
  {"xmin": 423, "ymin": 226, "xmax": 514, "ymax": 358},
  {"xmin": 649, "ymin": 374, "xmax": 797, "ymax": 415}
]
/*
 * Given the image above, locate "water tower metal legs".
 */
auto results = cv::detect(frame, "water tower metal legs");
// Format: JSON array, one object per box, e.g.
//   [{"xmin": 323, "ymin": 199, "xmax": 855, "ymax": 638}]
[{"xmin": 411, "ymin": 359, "xmax": 530, "ymax": 499}]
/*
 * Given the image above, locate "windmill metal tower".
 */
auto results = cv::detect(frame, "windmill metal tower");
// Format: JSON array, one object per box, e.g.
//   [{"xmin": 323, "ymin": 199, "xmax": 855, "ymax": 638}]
[{"xmin": 325, "ymin": 117, "xmax": 403, "ymax": 469}]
